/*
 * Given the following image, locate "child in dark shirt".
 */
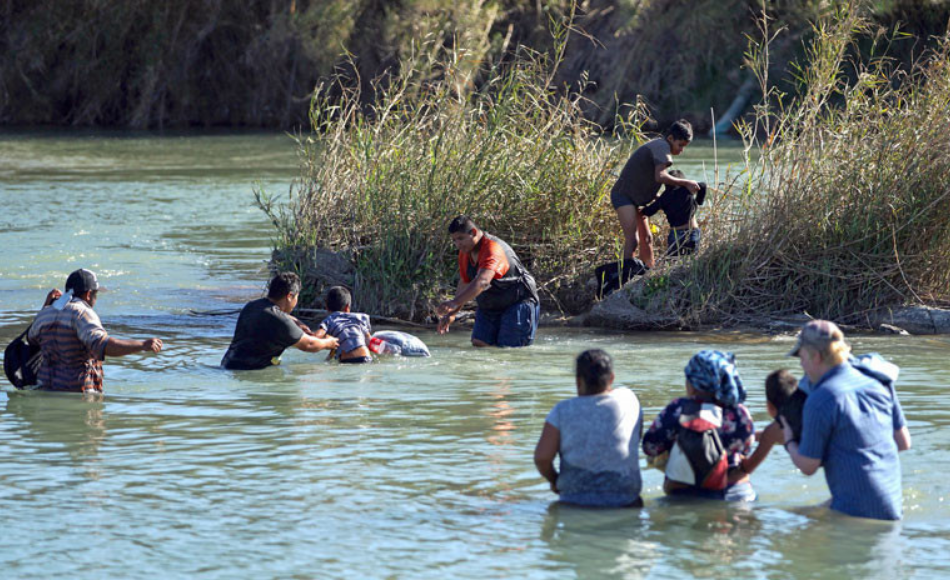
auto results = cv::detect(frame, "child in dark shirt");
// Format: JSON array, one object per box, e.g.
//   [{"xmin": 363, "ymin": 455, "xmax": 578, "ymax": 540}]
[
  {"xmin": 739, "ymin": 369, "xmax": 804, "ymax": 475},
  {"xmin": 315, "ymin": 286, "xmax": 373, "ymax": 364},
  {"xmin": 641, "ymin": 169, "xmax": 707, "ymax": 256}
]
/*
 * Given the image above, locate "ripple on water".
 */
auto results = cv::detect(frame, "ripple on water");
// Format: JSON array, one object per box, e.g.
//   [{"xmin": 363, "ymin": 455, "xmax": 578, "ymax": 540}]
[{"xmin": 2, "ymin": 135, "xmax": 949, "ymax": 578}]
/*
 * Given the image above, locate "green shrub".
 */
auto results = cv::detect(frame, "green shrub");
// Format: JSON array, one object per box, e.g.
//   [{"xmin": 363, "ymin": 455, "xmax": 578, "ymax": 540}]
[
  {"xmin": 258, "ymin": 29, "xmax": 647, "ymax": 319},
  {"xmin": 666, "ymin": 1, "xmax": 950, "ymax": 325}
]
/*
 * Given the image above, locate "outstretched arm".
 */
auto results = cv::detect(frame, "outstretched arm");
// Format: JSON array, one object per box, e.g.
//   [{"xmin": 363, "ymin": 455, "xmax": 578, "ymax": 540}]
[
  {"xmin": 438, "ymin": 268, "xmax": 495, "ymax": 314},
  {"xmin": 294, "ymin": 334, "xmax": 338, "ymax": 353},
  {"xmin": 740, "ymin": 420, "xmax": 783, "ymax": 475},
  {"xmin": 104, "ymin": 337, "xmax": 163, "ymax": 357},
  {"xmin": 436, "ymin": 271, "xmax": 493, "ymax": 334},
  {"xmin": 655, "ymin": 165, "xmax": 700, "ymax": 193}
]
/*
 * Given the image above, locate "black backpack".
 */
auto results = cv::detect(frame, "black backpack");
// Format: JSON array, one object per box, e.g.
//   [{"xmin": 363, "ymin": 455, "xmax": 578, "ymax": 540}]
[
  {"xmin": 594, "ymin": 259, "xmax": 648, "ymax": 298},
  {"xmin": 665, "ymin": 399, "xmax": 730, "ymax": 490},
  {"xmin": 3, "ymin": 326, "xmax": 42, "ymax": 389}
]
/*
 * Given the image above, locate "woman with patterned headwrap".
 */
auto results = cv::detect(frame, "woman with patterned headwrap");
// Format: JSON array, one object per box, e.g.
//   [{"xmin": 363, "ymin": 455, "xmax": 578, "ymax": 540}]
[{"xmin": 642, "ymin": 350, "xmax": 757, "ymax": 501}]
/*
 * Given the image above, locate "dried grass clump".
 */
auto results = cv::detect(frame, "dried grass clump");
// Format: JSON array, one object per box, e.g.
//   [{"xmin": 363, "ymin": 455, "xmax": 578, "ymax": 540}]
[
  {"xmin": 258, "ymin": 30, "xmax": 647, "ymax": 320},
  {"xmin": 667, "ymin": 2, "xmax": 950, "ymax": 326}
]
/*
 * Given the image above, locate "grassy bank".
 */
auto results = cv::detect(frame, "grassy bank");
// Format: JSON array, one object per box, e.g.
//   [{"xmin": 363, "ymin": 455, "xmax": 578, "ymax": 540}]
[
  {"xmin": 262, "ymin": 1, "xmax": 950, "ymax": 327},
  {"xmin": 657, "ymin": 1, "xmax": 950, "ymax": 326},
  {"xmin": 258, "ymin": 27, "xmax": 644, "ymax": 319}
]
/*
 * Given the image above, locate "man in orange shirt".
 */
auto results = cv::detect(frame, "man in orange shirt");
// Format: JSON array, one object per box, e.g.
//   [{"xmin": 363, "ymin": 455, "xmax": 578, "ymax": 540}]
[{"xmin": 436, "ymin": 216, "xmax": 540, "ymax": 347}]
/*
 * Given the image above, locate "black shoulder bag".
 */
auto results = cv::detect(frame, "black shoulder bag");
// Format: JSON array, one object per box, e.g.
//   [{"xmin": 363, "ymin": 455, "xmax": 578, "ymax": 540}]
[{"xmin": 3, "ymin": 326, "xmax": 42, "ymax": 389}]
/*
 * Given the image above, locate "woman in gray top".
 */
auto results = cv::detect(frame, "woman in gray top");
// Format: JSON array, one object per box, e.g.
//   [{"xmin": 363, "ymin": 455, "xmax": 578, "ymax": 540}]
[
  {"xmin": 610, "ymin": 119, "xmax": 701, "ymax": 268},
  {"xmin": 534, "ymin": 349, "xmax": 644, "ymax": 507}
]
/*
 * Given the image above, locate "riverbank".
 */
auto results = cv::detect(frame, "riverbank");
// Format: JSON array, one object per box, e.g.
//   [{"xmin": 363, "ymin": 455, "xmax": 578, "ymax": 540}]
[{"xmin": 262, "ymin": 4, "xmax": 950, "ymax": 331}]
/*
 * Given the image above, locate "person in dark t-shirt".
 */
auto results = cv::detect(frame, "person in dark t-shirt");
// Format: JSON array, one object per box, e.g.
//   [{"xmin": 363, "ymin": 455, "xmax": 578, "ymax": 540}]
[
  {"xmin": 641, "ymin": 169, "xmax": 707, "ymax": 256},
  {"xmin": 436, "ymin": 215, "xmax": 540, "ymax": 347},
  {"xmin": 611, "ymin": 120, "xmax": 701, "ymax": 267},
  {"xmin": 221, "ymin": 272, "xmax": 338, "ymax": 370}
]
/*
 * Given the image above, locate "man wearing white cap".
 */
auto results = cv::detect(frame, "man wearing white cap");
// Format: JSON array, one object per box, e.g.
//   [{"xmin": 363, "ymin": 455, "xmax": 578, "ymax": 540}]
[
  {"xmin": 27, "ymin": 269, "xmax": 163, "ymax": 393},
  {"xmin": 781, "ymin": 320, "xmax": 911, "ymax": 520}
]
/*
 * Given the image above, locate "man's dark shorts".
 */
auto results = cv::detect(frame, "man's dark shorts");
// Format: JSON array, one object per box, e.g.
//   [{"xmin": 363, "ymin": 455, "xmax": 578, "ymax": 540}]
[{"xmin": 471, "ymin": 300, "xmax": 540, "ymax": 347}]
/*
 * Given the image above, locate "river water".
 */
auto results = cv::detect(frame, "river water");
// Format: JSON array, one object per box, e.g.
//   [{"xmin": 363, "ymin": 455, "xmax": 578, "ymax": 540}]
[{"xmin": 1, "ymin": 131, "xmax": 948, "ymax": 579}]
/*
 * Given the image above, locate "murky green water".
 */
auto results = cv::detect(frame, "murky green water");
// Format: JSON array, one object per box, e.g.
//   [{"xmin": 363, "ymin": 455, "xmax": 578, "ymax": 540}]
[{"xmin": 1, "ymin": 132, "xmax": 948, "ymax": 579}]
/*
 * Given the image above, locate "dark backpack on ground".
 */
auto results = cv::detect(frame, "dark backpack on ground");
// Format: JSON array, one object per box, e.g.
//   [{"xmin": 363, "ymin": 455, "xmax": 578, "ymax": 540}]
[
  {"xmin": 665, "ymin": 399, "xmax": 729, "ymax": 490},
  {"xmin": 3, "ymin": 326, "xmax": 41, "ymax": 389},
  {"xmin": 594, "ymin": 259, "xmax": 648, "ymax": 298}
]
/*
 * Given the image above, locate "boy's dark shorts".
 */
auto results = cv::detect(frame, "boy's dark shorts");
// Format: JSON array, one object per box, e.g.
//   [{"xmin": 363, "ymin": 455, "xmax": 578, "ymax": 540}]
[
  {"xmin": 471, "ymin": 300, "xmax": 540, "ymax": 347},
  {"xmin": 340, "ymin": 356, "xmax": 373, "ymax": 364}
]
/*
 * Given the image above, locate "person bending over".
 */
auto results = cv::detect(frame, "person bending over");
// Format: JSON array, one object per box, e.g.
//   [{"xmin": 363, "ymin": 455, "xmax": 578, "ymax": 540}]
[
  {"xmin": 641, "ymin": 169, "xmax": 707, "ymax": 257},
  {"xmin": 28, "ymin": 268, "xmax": 163, "ymax": 393},
  {"xmin": 315, "ymin": 286, "xmax": 373, "ymax": 364},
  {"xmin": 221, "ymin": 272, "xmax": 338, "ymax": 370},
  {"xmin": 610, "ymin": 119, "xmax": 701, "ymax": 267},
  {"xmin": 534, "ymin": 349, "xmax": 644, "ymax": 507},
  {"xmin": 436, "ymin": 215, "xmax": 540, "ymax": 348},
  {"xmin": 782, "ymin": 320, "xmax": 911, "ymax": 520}
]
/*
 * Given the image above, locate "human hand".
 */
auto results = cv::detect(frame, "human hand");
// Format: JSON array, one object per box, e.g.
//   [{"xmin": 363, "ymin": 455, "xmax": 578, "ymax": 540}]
[
  {"xmin": 549, "ymin": 480, "xmax": 560, "ymax": 495},
  {"xmin": 44, "ymin": 288, "xmax": 62, "ymax": 307},
  {"xmin": 435, "ymin": 300, "xmax": 459, "ymax": 317},
  {"xmin": 437, "ymin": 314, "xmax": 455, "ymax": 335},
  {"xmin": 647, "ymin": 451, "xmax": 670, "ymax": 471},
  {"xmin": 685, "ymin": 180, "xmax": 701, "ymax": 194},
  {"xmin": 141, "ymin": 338, "xmax": 163, "ymax": 353},
  {"xmin": 778, "ymin": 415, "xmax": 794, "ymax": 445},
  {"xmin": 322, "ymin": 336, "xmax": 340, "ymax": 350}
]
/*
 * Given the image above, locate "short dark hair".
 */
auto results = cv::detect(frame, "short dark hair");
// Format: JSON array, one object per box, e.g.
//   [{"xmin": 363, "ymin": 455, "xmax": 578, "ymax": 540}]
[
  {"xmin": 326, "ymin": 285, "xmax": 352, "ymax": 312},
  {"xmin": 665, "ymin": 119, "xmax": 693, "ymax": 142},
  {"xmin": 267, "ymin": 272, "xmax": 301, "ymax": 299},
  {"xmin": 668, "ymin": 169, "xmax": 685, "ymax": 179},
  {"xmin": 448, "ymin": 215, "xmax": 477, "ymax": 235},
  {"xmin": 575, "ymin": 349, "xmax": 614, "ymax": 394},
  {"xmin": 765, "ymin": 369, "xmax": 799, "ymax": 408}
]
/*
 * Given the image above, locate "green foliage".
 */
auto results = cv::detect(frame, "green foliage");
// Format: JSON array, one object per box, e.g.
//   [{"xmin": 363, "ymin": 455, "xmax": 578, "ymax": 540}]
[
  {"xmin": 259, "ymin": 25, "xmax": 648, "ymax": 319},
  {"xmin": 664, "ymin": 0, "xmax": 950, "ymax": 325},
  {"xmin": 0, "ymin": 0, "xmax": 356, "ymax": 127}
]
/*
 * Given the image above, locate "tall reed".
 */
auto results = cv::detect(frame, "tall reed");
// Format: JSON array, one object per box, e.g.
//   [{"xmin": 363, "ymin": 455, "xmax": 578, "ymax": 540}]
[
  {"xmin": 663, "ymin": 1, "xmax": 950, "ymax": 326},
  {"xmin": 258, "ymin": 31, "xmax": 648, "ymax": 319}
]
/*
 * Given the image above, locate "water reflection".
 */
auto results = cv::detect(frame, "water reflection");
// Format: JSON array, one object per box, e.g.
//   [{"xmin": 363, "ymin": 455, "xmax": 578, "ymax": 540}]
[
  {"xmin": 486, "ymin": 378, "xmax": 516, "ymax": 448},
  {"xmin": 4, "ymin": 392, "xmax": 107, "ymax": 464},
  {"xmin": 2, "ymin": 134, "xmax": 950, "ymax": 578},
  {"xmin": 766, "ymin": 509, "xmax": 906, "ymax": 579},
  {"xmin": 644, "ymin": 499, "xmax": 764, "ymax": 577},
  {"xmin": 540, "ymin": 502, "xmax": 658, "ymax": 579}
]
